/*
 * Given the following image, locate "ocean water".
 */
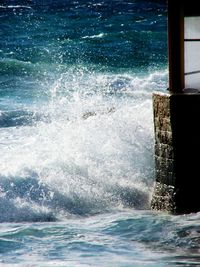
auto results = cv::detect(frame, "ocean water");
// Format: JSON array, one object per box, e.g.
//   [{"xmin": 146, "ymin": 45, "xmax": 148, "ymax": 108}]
[{"xmin": 0, "ymin": 0, "xmax": 199, "ymax": 266}]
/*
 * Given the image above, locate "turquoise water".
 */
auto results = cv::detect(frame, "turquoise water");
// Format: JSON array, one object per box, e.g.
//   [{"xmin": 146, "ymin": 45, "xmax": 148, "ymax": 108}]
[{"xmin": 0, "ymin": 1, "xmax": 199, "ymax": 266}]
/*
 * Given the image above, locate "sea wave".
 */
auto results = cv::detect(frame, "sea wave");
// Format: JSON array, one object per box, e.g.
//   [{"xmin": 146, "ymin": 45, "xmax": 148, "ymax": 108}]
[
  {"xmin": 82, "ymin": 33, "xmax": 107, "ymax": 39},
  {"xmin": 0, "ymin": 110, "xmax": 49, "ymax": 128},
  {"xmin": 0, "ymin": 59, "xmax": 38, "ymax": 76},
  {"xmin": 0, "ymin": 69, "xmax": 168, "ymax": 222},
  {"xmin": 0, "ymin": 5, "xmax": 32, "ymax": 9}
]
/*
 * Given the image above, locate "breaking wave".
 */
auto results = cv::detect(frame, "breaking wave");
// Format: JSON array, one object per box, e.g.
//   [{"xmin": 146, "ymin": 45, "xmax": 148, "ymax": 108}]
[{"xmin": 0, "ymin": 69, "xmax": 168, "ymax": 222}]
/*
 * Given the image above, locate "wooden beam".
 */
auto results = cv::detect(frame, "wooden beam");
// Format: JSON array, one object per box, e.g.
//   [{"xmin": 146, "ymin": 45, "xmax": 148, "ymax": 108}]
[{"xmin": 168, "ymin": 1, "xmax": 184, "ymax": 92}]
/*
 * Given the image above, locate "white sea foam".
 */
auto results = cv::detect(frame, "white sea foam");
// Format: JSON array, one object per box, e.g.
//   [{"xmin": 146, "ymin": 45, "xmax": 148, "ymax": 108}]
[
  {"xmin": 0, "ymin": 5, "xmax": 32, "ymax": 9},
  {"xmin": 0, "ymin": 69, "xmax": 168, "ymax": 221},
  {"xmin": 82, "ymin": 33, "xmax": 107, "ymax": 39}
]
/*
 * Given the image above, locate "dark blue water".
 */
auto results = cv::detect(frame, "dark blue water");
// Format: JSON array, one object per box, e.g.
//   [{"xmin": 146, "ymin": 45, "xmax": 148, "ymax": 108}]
[{"xmin": 0, "ymin": 1, "xmax": 199, "ymax": 266}]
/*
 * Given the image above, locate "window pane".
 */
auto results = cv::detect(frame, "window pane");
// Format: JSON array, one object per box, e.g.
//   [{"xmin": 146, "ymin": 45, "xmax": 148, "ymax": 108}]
[
  {"xmin": 185, "ymin": 42, "xmax": 200, "ymax": 73},
  {"xmin": 185, "ymin": 17, "xmax": 200, "ymax": 39},
  {"xmin": 184, "ymin": 17, "xmax": 200, "ymax": 88}
]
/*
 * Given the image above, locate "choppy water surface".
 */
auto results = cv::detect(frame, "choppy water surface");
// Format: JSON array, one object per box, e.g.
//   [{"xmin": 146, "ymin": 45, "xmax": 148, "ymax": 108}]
[{"xmin": 0, "ymin": 0, "xmax": 199, "ymax": 266}]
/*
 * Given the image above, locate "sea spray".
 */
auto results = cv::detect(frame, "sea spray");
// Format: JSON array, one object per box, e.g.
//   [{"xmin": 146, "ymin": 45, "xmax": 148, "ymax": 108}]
[
  {"xmin": 0, "ymin": 69, "xmax": 167, "ymax": 222},
  {"xmin": 1, "ymin": 1, "xmax": 200, "ymax": 266}
]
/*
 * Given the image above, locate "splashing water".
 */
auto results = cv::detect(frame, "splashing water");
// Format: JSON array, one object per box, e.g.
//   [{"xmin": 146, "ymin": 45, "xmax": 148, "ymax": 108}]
[
  {"xmin": 2, "ymin": 2, "xmax": 199, "ymax": 267},
  {"xmin": 0, "ymin": 68, "xmax": 168, "ymax": 222}
]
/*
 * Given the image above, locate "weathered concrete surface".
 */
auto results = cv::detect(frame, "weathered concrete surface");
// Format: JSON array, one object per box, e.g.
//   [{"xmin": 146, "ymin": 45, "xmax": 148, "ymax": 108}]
[{"xmin": 151, "ymin": 91, "xmax": 200, "ymax": 214}]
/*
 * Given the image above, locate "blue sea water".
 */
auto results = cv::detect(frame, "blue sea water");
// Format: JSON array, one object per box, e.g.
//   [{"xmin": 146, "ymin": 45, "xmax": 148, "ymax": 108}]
[{"xmin": 0, "ymin": 0, "xmax": 199, "ymax": 266}]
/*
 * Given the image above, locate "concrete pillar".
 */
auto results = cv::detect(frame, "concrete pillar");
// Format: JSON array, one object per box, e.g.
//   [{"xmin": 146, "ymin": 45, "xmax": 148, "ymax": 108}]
[{"xmin": 151, "ymin": 91, "xmax": 200, "ymax": 214}]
